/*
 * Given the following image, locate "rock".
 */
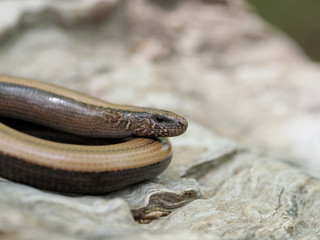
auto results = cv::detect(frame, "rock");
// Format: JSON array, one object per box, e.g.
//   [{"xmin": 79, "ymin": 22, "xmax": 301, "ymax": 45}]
[
  {"xmin": 148, "ymin": 154, "xmax": 320, "ymax": 239},
  {"xmin": 0, "ymin": 0, "xmax": 320, "ymax": 239},
  {"xmin": 1, "ymin": 121, "xmax": 320, "ymax": 239}
]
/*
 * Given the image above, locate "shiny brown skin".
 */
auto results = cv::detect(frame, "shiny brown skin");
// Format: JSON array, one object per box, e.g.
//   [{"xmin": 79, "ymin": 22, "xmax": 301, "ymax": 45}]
[{"xmin": 0, "ymin": 75, "xmax": 188, "ymax": 194}]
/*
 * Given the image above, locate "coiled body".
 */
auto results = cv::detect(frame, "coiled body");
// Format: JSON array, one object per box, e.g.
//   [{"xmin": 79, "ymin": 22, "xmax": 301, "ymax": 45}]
[{"xmin": 0, "ymin": 75, "xmax": 187, "ymax": 194}]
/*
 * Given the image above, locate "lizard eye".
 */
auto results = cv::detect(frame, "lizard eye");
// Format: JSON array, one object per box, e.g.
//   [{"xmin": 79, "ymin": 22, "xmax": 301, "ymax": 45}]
[{"xmin": 153, "ymin": 115, "xmax": 166, "ymax": 123}]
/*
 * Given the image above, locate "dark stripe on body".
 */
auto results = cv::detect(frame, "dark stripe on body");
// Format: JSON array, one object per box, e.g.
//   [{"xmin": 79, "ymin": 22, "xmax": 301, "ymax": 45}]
[{"xmin": 0, "ymin": 151, "xmax": 172, "ymax": 195}]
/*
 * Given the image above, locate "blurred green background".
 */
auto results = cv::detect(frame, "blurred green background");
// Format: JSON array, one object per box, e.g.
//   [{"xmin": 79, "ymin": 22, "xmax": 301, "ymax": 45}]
[{"xmin": 247, "ymin": 0, "xmax": 320, "ymax": 62}]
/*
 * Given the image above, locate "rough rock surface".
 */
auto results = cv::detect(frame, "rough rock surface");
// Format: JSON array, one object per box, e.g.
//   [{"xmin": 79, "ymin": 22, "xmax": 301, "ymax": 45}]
[{"xmin": 0, "ymin": 0, "xmax": 320, "ymax": 240}]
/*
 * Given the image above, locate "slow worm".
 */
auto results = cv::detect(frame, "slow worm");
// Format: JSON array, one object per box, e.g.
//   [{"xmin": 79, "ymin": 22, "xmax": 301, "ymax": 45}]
[{"xmin": 0, "ymin": 75, "xmax": 187, "ymax": 194}]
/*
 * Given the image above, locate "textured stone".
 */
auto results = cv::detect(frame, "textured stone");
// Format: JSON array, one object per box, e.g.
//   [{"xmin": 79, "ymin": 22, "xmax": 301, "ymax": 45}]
[{"xmin": 0, "ymin": 0, "xmax": 320, "ymax": 240}]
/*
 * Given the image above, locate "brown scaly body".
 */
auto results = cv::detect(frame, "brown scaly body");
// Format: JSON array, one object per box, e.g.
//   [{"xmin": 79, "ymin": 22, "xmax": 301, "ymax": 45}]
[{"xmin": 0, "ymin": 75, "xmax": 187, "ymax": 194}]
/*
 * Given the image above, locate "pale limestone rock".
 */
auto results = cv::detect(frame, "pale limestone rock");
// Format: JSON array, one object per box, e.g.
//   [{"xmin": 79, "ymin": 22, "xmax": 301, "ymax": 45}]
[
  {"xmin": 1, "ymin": 121, "xmax": 319, "ymax": 239},
  {"xmin": 0, "ymin": 0, "xmax": 320, "ymax": 240}
]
